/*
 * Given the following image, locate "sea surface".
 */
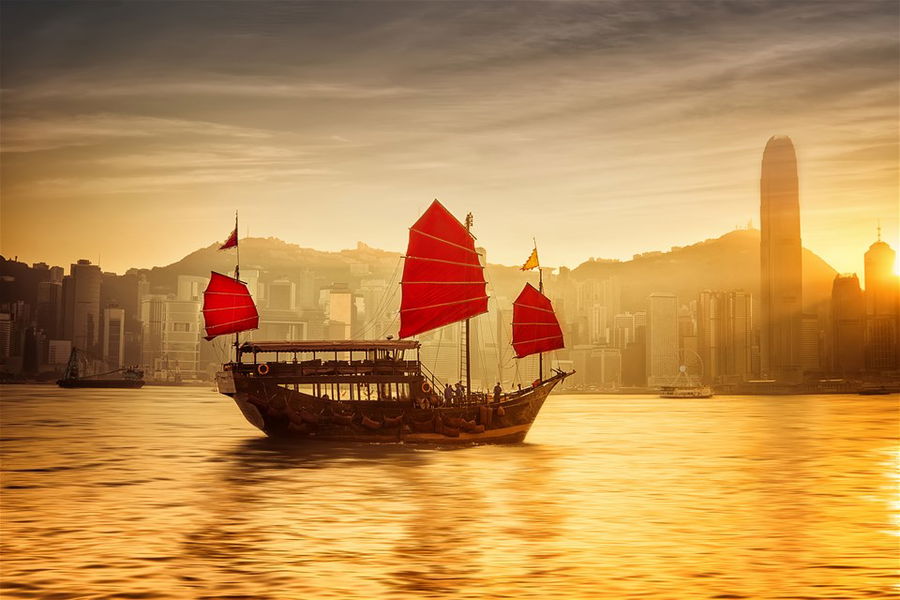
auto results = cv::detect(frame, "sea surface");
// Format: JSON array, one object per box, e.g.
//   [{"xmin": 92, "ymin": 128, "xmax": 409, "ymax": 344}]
[{"xmin": 1, "ymin": 386, "xmax": 898, "ymax": 600}]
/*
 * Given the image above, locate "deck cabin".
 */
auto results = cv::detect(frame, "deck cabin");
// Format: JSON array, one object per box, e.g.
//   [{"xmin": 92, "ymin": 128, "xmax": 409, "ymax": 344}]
[{"xmin": 227, "ymin": 340, "xmax": 435, "ymax": 403}]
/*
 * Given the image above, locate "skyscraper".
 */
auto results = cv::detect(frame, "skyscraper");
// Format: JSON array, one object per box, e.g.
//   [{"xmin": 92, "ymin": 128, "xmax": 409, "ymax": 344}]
[
  {"xmin": 64, "ymin": 259, "xmax": 102, "ymax": 354},
  {"xmin": 759, "ymin": 136, "xmax": 803, "ymax": 382},
  {"xmin": 863, "ymin": 234, "xmax": 899, "ymax": 371},
  {"xmin": 646, "ymin": 293, "xmax": 678, "ymax": 386},
  {"xmin": 102, "ymin": 307, "xmax": 125, "ymax": 368},
  {"xmin": 831, "ymin": 274, "xmax": 865, "ymax": 375},
  {"xmin": 697, "ymin": 290, "xmax": 753, "ymax": 384}
]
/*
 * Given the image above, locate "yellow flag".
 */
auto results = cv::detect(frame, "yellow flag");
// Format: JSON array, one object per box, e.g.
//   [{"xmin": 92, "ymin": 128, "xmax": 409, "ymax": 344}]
[{"xmin": 521, "ymin": 247, "xmax": 539, "ymax": 271}]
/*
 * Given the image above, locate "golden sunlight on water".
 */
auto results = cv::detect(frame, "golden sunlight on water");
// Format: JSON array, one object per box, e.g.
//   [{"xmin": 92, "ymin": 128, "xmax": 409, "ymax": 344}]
[{"xmin": 1, "ymin": 386, "xmax": 898, "ymax": 599}]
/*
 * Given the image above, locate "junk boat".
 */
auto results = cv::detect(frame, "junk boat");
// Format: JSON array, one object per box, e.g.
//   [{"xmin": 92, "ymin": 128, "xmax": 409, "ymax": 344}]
[
  {"xmin": 206, "ymin": 202, "xmax": 572, "ymax": 444},
  {"xmin": 57, "ymin": 348, "xmax": 145, "ymax": 389}
]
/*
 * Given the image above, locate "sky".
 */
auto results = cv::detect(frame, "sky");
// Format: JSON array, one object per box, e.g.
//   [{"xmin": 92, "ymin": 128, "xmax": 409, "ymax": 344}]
[{"xmin": 1, "ymin": 0, "xmax": 898, "ymax": 276}]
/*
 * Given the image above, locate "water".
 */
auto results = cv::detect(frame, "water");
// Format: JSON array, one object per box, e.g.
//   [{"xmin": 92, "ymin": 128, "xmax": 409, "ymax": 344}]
[{"xmin": 1, "ymin": 386, "xmax": 898, "ymax": 599}]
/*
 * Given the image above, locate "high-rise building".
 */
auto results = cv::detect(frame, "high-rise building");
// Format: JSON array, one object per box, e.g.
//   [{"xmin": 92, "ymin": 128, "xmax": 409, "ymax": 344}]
[
  {"xmin": 323, "ymin": 284, "xmax": 354, "ymax": 339},
  {"xmin": 646, "ymin": 293, "xmax": 678, "ymax": 386},
  {"xmin": 863, "ymin": 234, "xmax": 899, "ymax": 371},
  {"xmin": 759, "ymin": 136, "xmax": 803, "ymax": 382},
  {"xmin": 102, "ymin": 307, "xmax": 126, "ymax": 368},
  {"xmin": 36, "ymin": 280, "xmax": 63, "ymax": 340},
  {"xmin": 697, "ymin": 290, "xmax": 753, "ymax": 383},
  {"xmin": 64, "ymin": 260, "xmax": 102, "ymax": 354},
  {"xmin": 831, "ymin": 274, "xmax": 865, "ymax": 375}
]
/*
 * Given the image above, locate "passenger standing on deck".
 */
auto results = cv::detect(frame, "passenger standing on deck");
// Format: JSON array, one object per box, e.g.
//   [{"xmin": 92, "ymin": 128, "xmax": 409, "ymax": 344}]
[
  {"xmin": 493, "ymin": 382, "xmax": 502, "ymax": 403},
  {"xmin": 444, "ymin": 383, "xmax": 453, "ymax": 406},
  {"xmin": 454, "ymin": 381, "xmax": 464, "ymax": 404}
]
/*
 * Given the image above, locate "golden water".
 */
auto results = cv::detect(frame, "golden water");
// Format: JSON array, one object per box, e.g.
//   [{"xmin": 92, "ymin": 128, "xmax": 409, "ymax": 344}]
[{"xmin": 1, "ymin": 386, "xmax": 898, "ymax": 599}]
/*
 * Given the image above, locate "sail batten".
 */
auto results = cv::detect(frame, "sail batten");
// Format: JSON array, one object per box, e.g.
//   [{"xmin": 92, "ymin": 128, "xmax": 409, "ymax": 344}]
[
  {"xmin": 512, "ymin": 283, "xmax": 564, "ymax": 359},
  {"xmin": 399, "ymin": 200, "xmax": 488, "ymax": 338},
  {"xmin": 202, "ymin": 271, "xmax": 259, "ymax": 341}
]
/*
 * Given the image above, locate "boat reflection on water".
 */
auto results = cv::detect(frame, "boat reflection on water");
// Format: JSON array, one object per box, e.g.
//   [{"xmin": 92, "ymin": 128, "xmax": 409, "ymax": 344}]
[{"xmin": 180, "ymin": 438, "xmax": 566, "ymax": 597}]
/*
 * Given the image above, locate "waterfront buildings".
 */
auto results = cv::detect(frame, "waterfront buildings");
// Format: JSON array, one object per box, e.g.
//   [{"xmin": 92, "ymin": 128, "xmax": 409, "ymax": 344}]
[{"xmin": 759, "ymin": 136, "xmax": 803, "ymax": 382}]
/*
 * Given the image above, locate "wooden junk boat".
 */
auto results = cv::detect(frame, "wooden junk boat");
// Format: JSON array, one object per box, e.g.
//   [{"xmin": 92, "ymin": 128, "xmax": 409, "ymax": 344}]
[{"xmin": 206, "ymin": 202, "xmax": 572, "ymax": 444}]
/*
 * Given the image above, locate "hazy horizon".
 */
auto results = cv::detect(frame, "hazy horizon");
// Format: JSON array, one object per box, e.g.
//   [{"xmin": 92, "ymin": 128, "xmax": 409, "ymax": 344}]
[{"xmin": 2, "ymin": 1, "xmax": 898, "ymax": 276}]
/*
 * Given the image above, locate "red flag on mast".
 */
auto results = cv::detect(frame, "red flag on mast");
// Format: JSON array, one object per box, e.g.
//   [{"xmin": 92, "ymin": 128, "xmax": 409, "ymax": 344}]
[
  {"xmin": 511, "ymin": 283, "xmax": 564, "ymax": 358},
  {"xmin": 219, "ymin": 227, "xmax": 238, "ymax": 250},
  {"xmin": 399, "ymin": 200, "xmax": 488, "ymax": 338},
  {"xmin": 202, "ymin": 272, "xmax": 258, "ymax": 340}
]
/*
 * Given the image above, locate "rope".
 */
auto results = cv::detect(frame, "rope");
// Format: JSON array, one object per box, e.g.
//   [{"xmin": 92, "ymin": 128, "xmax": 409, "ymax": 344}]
[{"xmin": 352, "ymin": 257, "xmax": 401, "ymax": 339}]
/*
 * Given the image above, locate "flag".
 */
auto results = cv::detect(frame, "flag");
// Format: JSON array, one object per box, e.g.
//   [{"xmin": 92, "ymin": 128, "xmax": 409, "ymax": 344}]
[
  {"xmin": 521, "ymin": 247, "xmax": 539, "ymax": 271},
  {"xmin": 219, "ymin": 227, "xmax": 237, "ymax": 250}
]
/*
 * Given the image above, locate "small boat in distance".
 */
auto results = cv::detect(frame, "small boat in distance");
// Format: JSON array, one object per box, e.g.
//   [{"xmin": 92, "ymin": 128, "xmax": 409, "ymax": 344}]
[
  {"xmin": 57, "ymin": 348, "xmax": 145, "ymax": 389},
  {"xmin": 658, "ymin": 385, "xmax": 714, "ymax": 399},
  {"xmin": 207, "ymin": 202, "xmax": 572, "ymax": 444},
  {"xmin": 658, "ymin": 361, "xmax": 713, "ymax": 399}
]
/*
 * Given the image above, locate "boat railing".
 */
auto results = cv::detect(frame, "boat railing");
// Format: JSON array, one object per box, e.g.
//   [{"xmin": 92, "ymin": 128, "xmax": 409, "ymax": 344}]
[
  {"xmin": 232, "ymin": 358, "xmax": 423, "ymax": 380},
  {"xmin": 419, "ymin": 362, "xmax": 444, "ymax": 393}
]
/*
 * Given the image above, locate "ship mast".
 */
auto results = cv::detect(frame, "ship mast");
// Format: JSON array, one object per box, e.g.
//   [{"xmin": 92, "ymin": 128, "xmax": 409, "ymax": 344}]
[
  {"xmin": 234, "ymin": 210, "xmax": 240, "ymax": 363},
  {"xmin": 464, "ymin": 212, "xmax": 473, "ymax": 401},
  {"xmin": 538, "ymin": 262, "xmax": 543, "ymax": 382}
]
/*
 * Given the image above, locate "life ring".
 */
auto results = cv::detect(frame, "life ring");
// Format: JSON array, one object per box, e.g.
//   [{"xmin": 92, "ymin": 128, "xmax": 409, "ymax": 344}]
[
  {"xmin": 257, "ymin": 364, "xmax": 270, "ymax": 376},
  {"xmin": 420, "ymin": 381, "xmax": 432, "ymax": 394}
]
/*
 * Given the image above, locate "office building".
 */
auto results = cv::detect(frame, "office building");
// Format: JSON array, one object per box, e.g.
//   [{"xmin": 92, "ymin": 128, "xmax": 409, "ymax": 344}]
[{"xmin": 759, "ymin": 136, "xmax": 803, "ymax": 382}]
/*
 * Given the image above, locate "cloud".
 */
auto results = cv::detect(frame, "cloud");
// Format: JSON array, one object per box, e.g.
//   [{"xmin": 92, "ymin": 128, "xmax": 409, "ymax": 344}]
[{"xmin": 1, "ymin": 114, "xmax": 273, "ymax": 153}]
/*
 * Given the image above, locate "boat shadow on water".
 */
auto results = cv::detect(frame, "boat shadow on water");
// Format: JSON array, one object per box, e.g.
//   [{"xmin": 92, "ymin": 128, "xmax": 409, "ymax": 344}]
[{"xmin": 177, "ymin": 436, "xmax": 566, "ymax": 597}]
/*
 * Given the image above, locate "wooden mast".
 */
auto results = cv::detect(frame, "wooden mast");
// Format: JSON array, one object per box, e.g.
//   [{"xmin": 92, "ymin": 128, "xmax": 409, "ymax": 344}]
[
  {"xmin": 464, "ymin": 212, "xmax": 473, "ymax": 401},
  {"xmin": 234, "ymin": 210, "xmax": 240, "ymax": 363},
  {"xmin": 538, "ymin": 263, "xmax": 543, "ymax": 382}
]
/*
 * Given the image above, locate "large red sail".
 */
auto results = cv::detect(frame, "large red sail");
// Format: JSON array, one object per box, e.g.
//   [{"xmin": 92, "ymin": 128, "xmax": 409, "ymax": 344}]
[
  {"xmin": 202, "ymin": 272, "xmax": 259, "ymax": 341},
  {"xmin": 399, "ymin": 200, "xmax": 488, "ymax": 338},
  {"xmin": 512, "ymin": 283, "xmax": 564, "ymax": 358}
]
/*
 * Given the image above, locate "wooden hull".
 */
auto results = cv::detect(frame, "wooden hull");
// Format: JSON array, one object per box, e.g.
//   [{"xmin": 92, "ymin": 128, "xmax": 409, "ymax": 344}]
[
  {"xmin": 216, "ymin": 370, "xmax": 569, "ymax": 445},
  {"xmin": 57, "ymin": 379, "xmax": 145, "ymax": 389}
]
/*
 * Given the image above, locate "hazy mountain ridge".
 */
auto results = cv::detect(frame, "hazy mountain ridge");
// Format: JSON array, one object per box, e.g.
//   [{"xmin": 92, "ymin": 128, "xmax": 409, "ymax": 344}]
[
  {"xmin": 138, "ymin": 229, "xmax": 837, "ymax": 314},
  {"xmin": 571, "ymin": 229, "xmax": 836, "ymax": 312}
]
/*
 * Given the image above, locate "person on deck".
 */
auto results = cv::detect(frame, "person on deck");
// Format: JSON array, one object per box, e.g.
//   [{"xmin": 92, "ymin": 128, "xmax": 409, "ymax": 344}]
[
  {"xmin": 454, "ymin": 382, "xmax": 464, "ymax": 404},
  {"xmin": 493, "ymin": 382, "xmax": 502, "ymax": 403},
  {"xmin": 444, "ymin": 383, "xmax": 453, "ymax": 405}
]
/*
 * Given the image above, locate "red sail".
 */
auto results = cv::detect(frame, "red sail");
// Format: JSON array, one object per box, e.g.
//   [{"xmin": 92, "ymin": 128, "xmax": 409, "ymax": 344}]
[
  {"xmin": 399, "ymin": 200, "xmax": 488, "ymax": 338},
  {"xmin": 202, "ymin": 272, "xmax": 259, "ymax": 341},
  {"xmin": 512, "ymin": 283, "xmax": 564, "ymax": 358}
]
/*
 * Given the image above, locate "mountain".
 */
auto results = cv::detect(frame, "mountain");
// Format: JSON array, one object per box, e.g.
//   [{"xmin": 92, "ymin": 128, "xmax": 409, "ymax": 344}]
[
  {"xmin": 137, "ymin": 228, "xmax": 837, "ymax": 317},
  {"xmin": 569, "ymin": 228, "xmax": 836, "ymax": 314}
]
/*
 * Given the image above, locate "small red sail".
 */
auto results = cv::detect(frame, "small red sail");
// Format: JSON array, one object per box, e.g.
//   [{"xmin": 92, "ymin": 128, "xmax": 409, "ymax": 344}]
[
  {"xmin": 512, "ymin": 283, "xmax": 564, "ymax": 358},
  {"xmin": 399, "ymin": 200, "xmax": 488, "ymax": 338},
  {"xmin": 202, "ymin": 271, "xmax": 259, "ymax": 340}
]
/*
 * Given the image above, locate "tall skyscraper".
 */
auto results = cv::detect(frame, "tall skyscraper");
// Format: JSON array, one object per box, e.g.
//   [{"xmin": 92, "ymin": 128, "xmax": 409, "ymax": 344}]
[
  {"xmin": 831, "ymin": 274, "xmax": 865, "ymax": 375},
  {"xmin": 646, "ymin": 293, "xmax": 678, "ymax": 386},
  {"xmin": 64, "ymin": 259, "xmax": 102, "ymax": 354},
  {"xmin": 759, "ymin": 136, "xmax": 803, "ymax": 382},
  {"xmin": 863, "ymin": 233, "xmax": 899, "ymax": 371}
]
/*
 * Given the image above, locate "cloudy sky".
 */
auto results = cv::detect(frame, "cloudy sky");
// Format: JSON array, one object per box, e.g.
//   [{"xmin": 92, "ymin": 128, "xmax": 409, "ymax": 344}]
[{"xmin": 2, "ymin": 0, "xmax": 897, "ymax": 276}]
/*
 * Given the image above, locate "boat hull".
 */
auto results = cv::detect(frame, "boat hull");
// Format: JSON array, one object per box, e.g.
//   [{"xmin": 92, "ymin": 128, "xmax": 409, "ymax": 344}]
[
  {"xmin": 216, "ymin": 370, "xmax": 568, "ymax": 445},
  {"xmin": 57, "ymin": 379, "xmax": 145, "ymax": 389}
]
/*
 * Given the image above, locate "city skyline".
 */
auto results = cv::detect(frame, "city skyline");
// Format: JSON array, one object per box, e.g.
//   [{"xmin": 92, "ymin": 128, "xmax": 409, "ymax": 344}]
[{"xmin": 2, "ymin": 1, "xmax": 898, "ymax": 276}]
